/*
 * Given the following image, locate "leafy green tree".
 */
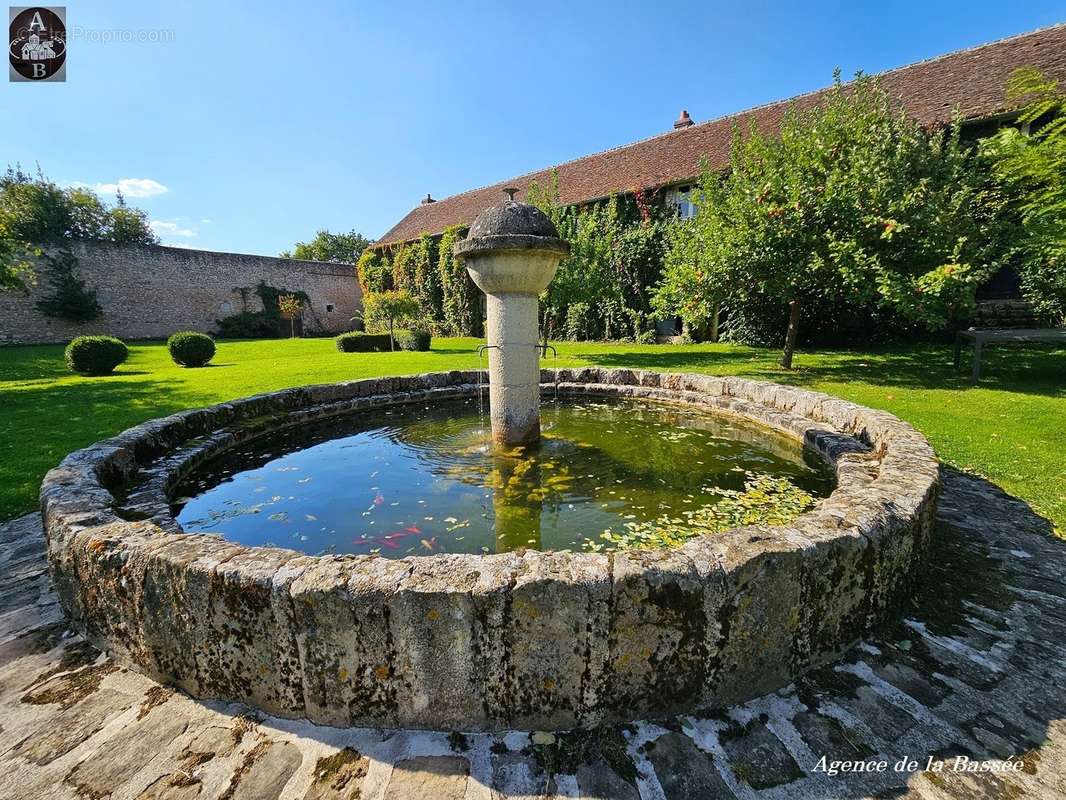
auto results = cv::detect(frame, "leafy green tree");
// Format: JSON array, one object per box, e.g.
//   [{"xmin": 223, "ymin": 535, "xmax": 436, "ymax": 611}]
[
  {"xmin": 982, "ymin": 68, "xmax": 1066, "ymax": 326},
  {"xmin": 655, "ymin": 74, "xmax": 1011, "ymax": 367},
  {"xmin": 281, "ymin": 228, "xmax": 371, "ymax": 264},
  {"xmin": 360, "ymin": 289, "xmax": 420, "ymax": 350},
  {"xmin": 0, "ymin": 166, "xmax": 157, "ymax": 291},
  {"xmin": 108, "ymin": 192, "xmax": 157, "ymax": 245}
]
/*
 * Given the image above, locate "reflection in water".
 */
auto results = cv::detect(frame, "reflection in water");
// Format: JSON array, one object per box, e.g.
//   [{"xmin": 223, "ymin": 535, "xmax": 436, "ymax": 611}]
[{"xmin": 173, "ymin": 397, "xmax": 833, "ymax": 558}]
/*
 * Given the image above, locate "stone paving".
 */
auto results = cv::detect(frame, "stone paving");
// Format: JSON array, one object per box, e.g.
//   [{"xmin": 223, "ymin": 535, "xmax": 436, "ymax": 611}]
[{"xmin": 1, "ymin": 467, "xmax": 1064, "ymax": 799}]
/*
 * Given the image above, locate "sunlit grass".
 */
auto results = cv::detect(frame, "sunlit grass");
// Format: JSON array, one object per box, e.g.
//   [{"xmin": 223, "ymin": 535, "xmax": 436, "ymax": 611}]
[{"xmin": 1, "ymin": 336, "xmax": 1063, "ymax": 532}]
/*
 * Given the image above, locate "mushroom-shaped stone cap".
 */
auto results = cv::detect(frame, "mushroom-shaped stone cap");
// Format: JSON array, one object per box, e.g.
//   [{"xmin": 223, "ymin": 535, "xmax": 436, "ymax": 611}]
[{"xmin": 454, "ymin": 199, "xmax": 570, "ymax": 261}]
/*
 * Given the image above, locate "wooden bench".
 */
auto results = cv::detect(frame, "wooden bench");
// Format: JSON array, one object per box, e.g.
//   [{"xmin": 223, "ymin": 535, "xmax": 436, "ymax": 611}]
[{"xmin": 954, "ymin": 328, "xmax": 1066, "ymax": 383}]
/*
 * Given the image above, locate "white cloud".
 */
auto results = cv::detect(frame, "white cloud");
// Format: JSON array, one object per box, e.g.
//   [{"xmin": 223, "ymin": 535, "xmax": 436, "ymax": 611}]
[
  {"xmin": 150, "ymin": 219, "xmax": 196, "ymax": 238},
  {"xmin": 94, "ymin": 178, "xmax": 169, "ymax": 198},
  {"xmin": 200, "ymin": 218, "xmax": 213, "ymax": 224}
]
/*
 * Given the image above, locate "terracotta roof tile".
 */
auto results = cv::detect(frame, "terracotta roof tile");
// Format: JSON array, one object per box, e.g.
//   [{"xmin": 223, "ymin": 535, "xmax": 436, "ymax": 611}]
[{"xmin": 377, "ymin": 24, "xmax": 1066, "ymax": 246}]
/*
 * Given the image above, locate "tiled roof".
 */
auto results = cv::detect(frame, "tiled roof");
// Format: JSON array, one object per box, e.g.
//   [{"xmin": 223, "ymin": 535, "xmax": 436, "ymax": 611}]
[{"xmin": 377, "ymin": 24, "xmax": 1066, "ymax": 247}]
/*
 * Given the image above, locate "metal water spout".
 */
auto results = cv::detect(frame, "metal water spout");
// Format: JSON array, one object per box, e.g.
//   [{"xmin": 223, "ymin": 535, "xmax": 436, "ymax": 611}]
[{"xmin": 454, "ymin": 191, "xmax": 570, "ymax": 445}]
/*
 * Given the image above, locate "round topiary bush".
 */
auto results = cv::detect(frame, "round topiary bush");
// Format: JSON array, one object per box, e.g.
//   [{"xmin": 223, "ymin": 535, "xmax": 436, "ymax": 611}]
[
  {"xmin": 167, "ymin": 331, "xmax": 216, "ymax": 367},
  {"xmin": 394, "ymin": 329, "xmax": 432, "ymax": 352},
  {"xmin": 64, "ymin": 335, "xmax": 129, "ymax": 376}
]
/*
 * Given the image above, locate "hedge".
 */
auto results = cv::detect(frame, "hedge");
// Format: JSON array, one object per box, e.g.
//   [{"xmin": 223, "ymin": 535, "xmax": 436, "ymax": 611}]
[
  {"xmin": 335, "ymin": 332, "xmax": 393, "ymax": 352},
  {"xmin": 167, "ymin": 331, "xmax": 216, "ymax": 367},
  {"xmin": 394, "ymin": 329, "xmax": 432, "ymax": 351},
  {"xmin": 64, "ymin": 335, "xmax": 128, "ymax": 375}
]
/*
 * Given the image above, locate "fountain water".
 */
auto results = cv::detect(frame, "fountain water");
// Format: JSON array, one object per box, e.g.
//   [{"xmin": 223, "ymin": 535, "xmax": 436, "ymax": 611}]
[{"xmin": 454, "ymin": 190, "xmax": 570, "ymax": 445}]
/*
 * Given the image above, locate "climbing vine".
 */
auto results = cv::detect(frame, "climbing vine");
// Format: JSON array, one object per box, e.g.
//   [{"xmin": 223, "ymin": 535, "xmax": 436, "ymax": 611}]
[
  {"xmin": 437, "ymin": 224, "xmax": 480, "ymax": 336},
  {"xmin": 216, "ymin": 280, "xmax": 311, "ymax": 338}
]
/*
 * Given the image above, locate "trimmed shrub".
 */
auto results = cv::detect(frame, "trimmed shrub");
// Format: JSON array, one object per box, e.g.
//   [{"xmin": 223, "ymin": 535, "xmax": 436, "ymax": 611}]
[
  {"xmin": 167, "ymin": 331, "xmax": 216, "ymax": 367},
  {"xmin": 64, "ymin": 335, "xmax": 128, "ymax": 375},
  {"xmin": 215, "ymin": 311, "xmax": 277, "ymax": 339},
  {"xmin": 393, "ymin": 329, "xmax": 431, "ymax": 352},
  {"xmin": 335, "ymin": 332, "xmax": 393, "ymax": 352}
]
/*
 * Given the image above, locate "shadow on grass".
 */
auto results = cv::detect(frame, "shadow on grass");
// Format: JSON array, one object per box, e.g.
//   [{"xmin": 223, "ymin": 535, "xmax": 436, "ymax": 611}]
[
  {"xmin": 0, "ymin": 376, "xmax": 229, "ymax": 520},
  {"xmin": 579, "ymin": 344, "xmax": 1066, "ymax": 397}
]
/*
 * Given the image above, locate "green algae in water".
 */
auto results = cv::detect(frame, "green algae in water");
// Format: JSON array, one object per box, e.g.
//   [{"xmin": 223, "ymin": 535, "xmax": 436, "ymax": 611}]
[{"xmin": 172, "ymin": 397, "xmax": 833, "ymax": 557}]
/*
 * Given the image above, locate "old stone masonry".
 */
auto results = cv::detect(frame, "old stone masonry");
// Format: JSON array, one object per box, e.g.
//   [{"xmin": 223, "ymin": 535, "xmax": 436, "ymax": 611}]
[{"xmin": 1, "ymin": 468, "xmax": 1065, "ymax": 799}]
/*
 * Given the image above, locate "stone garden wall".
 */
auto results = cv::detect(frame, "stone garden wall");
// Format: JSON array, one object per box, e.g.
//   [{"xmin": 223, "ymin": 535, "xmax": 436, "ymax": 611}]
[
  {"xmin": 40, "ymin": 369, "xmax": 940, "ymax": 731},
  {"xmin": 1, "ymin": 240, "xmax": 360, "ymax": 345}
]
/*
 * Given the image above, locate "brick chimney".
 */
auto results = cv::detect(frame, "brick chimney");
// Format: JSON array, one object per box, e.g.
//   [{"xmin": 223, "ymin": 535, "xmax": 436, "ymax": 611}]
[
  {"xmin": 421, "ymin": 193, "xmax": 436, "ymax": 205},
  {"xmin": 673, "ymin": 110, "xmax": 694, "ymax": 129}
]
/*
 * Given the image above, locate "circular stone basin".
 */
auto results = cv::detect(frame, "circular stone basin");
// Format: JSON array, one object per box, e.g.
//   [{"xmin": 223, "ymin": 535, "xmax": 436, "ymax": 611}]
[
  {"xmin": 41, "ymin": 369, "xmax": 939, "ymax": 731},
  {"xmin": 172, "ymin": 396, "xmax": 834, "ymax": 558}
]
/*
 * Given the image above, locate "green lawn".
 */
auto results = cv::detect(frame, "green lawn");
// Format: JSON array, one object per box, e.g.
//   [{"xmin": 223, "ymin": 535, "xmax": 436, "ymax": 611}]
[{"xmin": 2, "ymin": 337, "xmax": 1063, "ymax": 533}]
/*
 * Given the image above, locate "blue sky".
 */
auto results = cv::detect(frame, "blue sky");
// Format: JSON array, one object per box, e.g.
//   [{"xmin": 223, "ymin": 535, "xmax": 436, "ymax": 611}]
[{"xmin": 2, "ymin": 1, "xmax": 1062, "ymax": 255}]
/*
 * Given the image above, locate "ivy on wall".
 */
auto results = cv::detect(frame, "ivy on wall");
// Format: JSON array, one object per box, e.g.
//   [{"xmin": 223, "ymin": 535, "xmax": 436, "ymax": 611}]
[
  {"xmin": 437, "ymin": 224, "xmax": 481, "ymax": 337},
  {"xmin": 215, "ymin": 280, "xmax": 312, "ymax": 338},
  {"xmin": 355, "ymin": 171, "xmax": 676, "ymax": 342}
]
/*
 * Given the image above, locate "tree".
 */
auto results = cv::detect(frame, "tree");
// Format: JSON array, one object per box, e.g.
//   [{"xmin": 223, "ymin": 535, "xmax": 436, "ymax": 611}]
[
  {"xmin": 982, "ymin": 68, "xmax": 1066, "ymax": 326},
  {"xmin": 0, "ymin": 165, "xmax": 157, "ymax": 292},
  {"xmin": 361, "ymin": 289, "xmax": 420, "ymax": 350},
  {"xmin": 34, "ymin": 248, "xmax": 102, "ymax": 321},
  {"xmin": 654, "ymin": 74, "xmax": 1010, "ymax": 367},
  {"xmin": 277, "ymin": 294, "xmax": 303, "ymax": 338},
  {"xmin": 281, "ymin": 229, "xmax": 371, "ymax": 264}
]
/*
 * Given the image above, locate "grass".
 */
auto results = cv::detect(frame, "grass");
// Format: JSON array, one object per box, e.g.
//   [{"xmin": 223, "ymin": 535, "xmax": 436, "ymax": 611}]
[{"xmin": 1, "ymin": 337, "xmax": 1063, "ymax": 533}]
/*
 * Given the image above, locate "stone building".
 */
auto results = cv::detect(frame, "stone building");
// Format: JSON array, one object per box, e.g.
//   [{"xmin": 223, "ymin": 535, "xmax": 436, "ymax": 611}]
[
  {"xmin": 1, "ymin": 241, "xmax": 360, "ymax": 345},
  {"xmin": 376, "ymin": 24, "xmax": 1066, "ymax": 248},
  {"xmin": 370, "ymin": 24, "xmax": 1066, "ymax": 337},
  {"xmin": 379, "ymin": 25, "xmax": 1061, "ymax": 247}
]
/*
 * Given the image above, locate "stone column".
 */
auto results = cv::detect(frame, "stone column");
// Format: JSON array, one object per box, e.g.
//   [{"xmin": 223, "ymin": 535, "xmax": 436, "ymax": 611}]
[
  {"xmin": 485, "ymin": 291, "xmax": 541, "ymax": 444},
  {"xmin": 454, "ymin": 195, "xmax": 569, "ymax": 446}
]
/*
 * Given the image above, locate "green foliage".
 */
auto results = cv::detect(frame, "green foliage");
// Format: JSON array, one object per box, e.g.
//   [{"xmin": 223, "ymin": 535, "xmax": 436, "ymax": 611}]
[
  {"xmin": 529, "ymin": 172, "xmax": 671, "ymax": 341},
  {"xmin": 395, "ymin": 234, "xmax": 442, "ymax": 325},
  {"xmin": 563, "ymin": 302, "xmax": 595, "ymax": 341},
  {"xmin": 982, "ymin": 68, "xmax": 1066, "ymax": 326},
  {"xmin": 635, "ymin": 328, "xmax": 657, "ymax": 344},
  {"xmin": 392, "ymin": 329, "xmax": 432, "ymax": 352},
  {"xmin": 655, "ymin": 74, "xmax": 1013, "ymax": 364},
  {"xmin": 0, "ymin": 166, "xmax": 157, "ymax": 292},
  {"xmin": 334, "ymin": 331, "xmax": 393, "ymax": 352},
  {"xmin": 215, "ymin": 312, "xmax": 277, "ymax": 339},
  {"xmin": 166, "ymin": 331, "xmax": 215, "ymax": 367},
  {"xmin": 64, "ymin": 335, "xmax": 128, "ymax": 375},
  {"xmin": 437, "ymin": 224, "xmax": 481, "ymax": 336},
  {"xmin": 356, "ymin": 248, "xmax": 393, "ymax": 294},
  {"xmin": 281, "ymin": 229, "xmax": 371, "ymax": 264},
  {"xmin": 215, "ymin": 281, "xmax": 309, "ymax": 338},
  {"xmin": 583, "ymin": 473, "xmax": 815, "ymax": 552},
  {"xmin": 34, "ymin": 248, "xmax": 101, "ymax": 321},
  {"xmin": 361, "ymin": 289, "xmax": 421, "ymax": 337}
]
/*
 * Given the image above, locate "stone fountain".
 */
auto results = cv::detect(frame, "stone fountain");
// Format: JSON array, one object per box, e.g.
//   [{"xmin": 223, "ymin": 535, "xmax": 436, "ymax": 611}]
[
  {"xmin": 40, "ymin": 190, "xmax": 939, "ymax": 731},
  {"xmin": 454, "ymin": 190, "xmax": 570, "ymax": 445}
]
